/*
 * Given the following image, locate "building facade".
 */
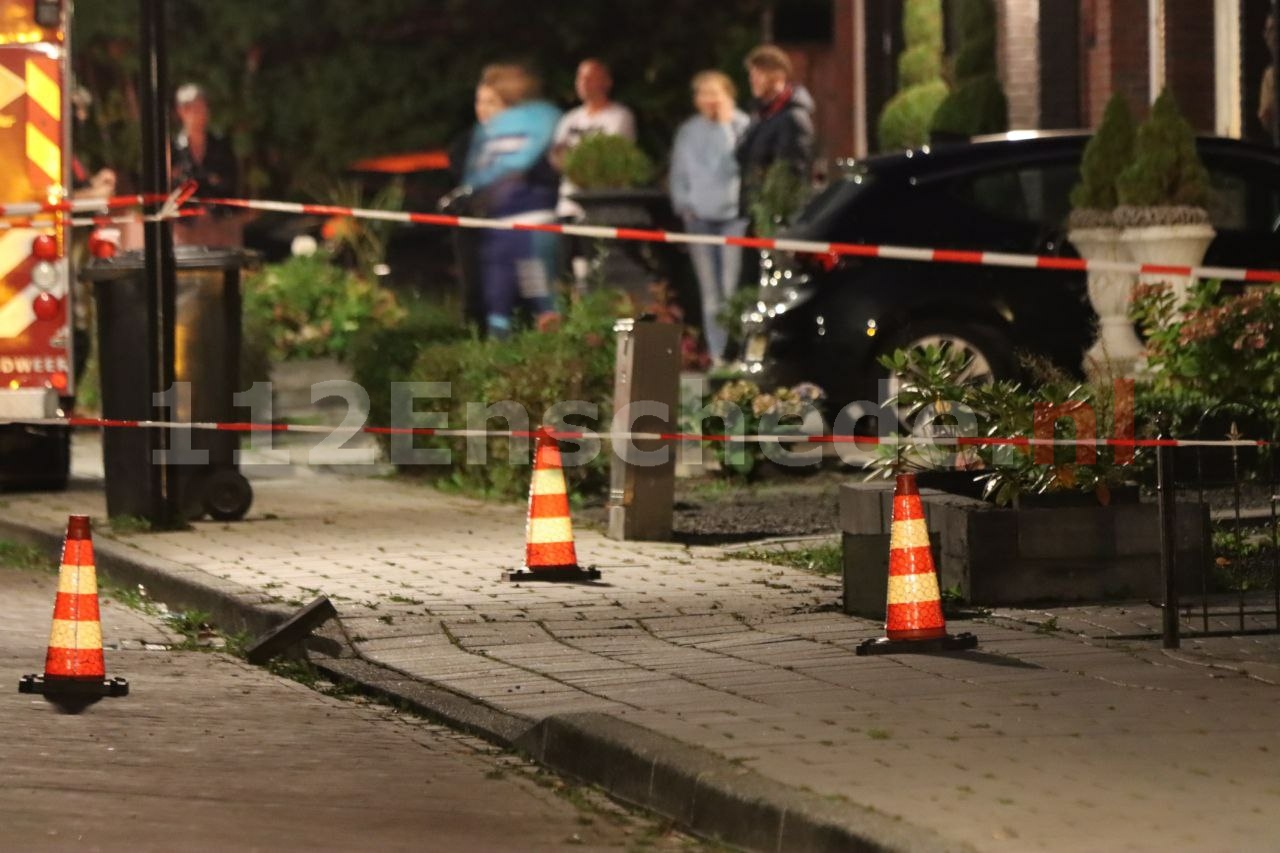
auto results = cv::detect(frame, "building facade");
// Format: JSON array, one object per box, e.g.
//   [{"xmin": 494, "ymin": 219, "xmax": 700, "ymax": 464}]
[{"xmin": 774, "ymin": 0, "xmax": 1273, "ymax": 158}]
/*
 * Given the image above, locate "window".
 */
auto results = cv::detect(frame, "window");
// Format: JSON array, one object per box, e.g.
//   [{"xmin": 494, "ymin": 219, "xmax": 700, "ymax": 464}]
[
  {"xmin": 1206, "ymin": 166, "xmax": 1280, "ymax": 233},
  {"xmin": 952, "ymin": 163, "xmax": 1081, "ymax": 229}
]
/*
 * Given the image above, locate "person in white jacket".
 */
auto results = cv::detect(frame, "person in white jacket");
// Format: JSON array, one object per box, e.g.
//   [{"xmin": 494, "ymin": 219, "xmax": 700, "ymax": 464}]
[{"xmin": 670, "ymin": 70, "xmax": 749, "ymax": 364}]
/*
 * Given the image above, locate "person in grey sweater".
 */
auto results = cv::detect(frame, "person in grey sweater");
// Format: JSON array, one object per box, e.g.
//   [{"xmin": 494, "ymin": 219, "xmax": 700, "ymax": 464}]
[{"xmin": 670, "ymin": 70, "xmax": 750, "ymax": 364}]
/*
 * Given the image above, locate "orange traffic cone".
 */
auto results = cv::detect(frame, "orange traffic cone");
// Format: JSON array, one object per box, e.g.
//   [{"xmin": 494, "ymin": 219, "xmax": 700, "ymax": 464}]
[
  {"xmin": 19, "ymin": 516, "xmax": 129, "ymax": 703},
  {"xmin": 504, "ymin": 428, "xmax": 600, "ymax": 583},
  {"xmin": 857, "ymin": 474, "xmax": 977, "ymax": 655}
]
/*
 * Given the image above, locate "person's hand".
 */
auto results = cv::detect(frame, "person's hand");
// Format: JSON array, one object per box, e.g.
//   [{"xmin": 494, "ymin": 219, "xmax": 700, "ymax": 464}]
[{"xmin": 88, "ymin": 168, "xmax": 117, "ymax": 197}]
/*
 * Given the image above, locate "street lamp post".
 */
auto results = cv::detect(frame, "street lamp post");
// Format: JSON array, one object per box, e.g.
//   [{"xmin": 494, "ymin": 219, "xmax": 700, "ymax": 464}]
[{"xmin": 138, "ymin": 0, "xmax": 178, "ymax": 527}]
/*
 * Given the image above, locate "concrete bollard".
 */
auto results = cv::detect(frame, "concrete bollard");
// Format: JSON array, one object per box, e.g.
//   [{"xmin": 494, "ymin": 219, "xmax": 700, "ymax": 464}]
[{"xmin": 608, "ymin": 319, "xmax": 680, "ymax": 541}]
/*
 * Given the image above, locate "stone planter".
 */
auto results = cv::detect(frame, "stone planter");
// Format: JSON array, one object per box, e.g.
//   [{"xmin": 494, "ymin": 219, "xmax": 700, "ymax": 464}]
[
  {"xmin": 1068, "ymin": 226, "xmax": 1142, "ymax": 378},
  {"xmin": 840, "ymin": 481, "xmax": 1207, "ymax": 614},
  {"xmin": 269, "ymin": 357, "xmax": 356, "ymax": 425},
  {"xmin": 1118, "ymin": 223, "xmax": 1215, "ymax": 310},
  {"xmin": 572, "ymin": 188, "xmax": 697, "ymax": 314}
]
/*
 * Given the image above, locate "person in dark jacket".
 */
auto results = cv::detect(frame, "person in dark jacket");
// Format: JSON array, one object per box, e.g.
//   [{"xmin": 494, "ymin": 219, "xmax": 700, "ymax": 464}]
[
  {"xmin": 171, "ymin": 83, "xmax": 243, "ymax": 247},
  {"xmin": 734, "ymin": 45, "xmax": 815, "ymax": 223}
]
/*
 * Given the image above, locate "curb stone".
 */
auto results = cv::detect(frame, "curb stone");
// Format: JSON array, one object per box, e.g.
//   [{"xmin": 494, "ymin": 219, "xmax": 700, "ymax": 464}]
[{"xmin": 0, "ymin": 515, "xmax": 970, "ymax": 853}]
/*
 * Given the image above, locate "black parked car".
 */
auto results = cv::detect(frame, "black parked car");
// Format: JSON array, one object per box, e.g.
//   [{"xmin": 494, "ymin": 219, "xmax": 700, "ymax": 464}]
[{"xmin": 740, "ymin": 131, "xmax": 1280, "ymax": 415}]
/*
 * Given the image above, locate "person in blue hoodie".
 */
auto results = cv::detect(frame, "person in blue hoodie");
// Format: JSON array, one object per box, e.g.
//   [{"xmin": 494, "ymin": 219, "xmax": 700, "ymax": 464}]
[
  {"xmin": 670, "ymin": 70, "xmax": 750, "ymax": 364},
  {"xmin": 463, "ymin": 64, "xmax": 562, "ymax": 338}
]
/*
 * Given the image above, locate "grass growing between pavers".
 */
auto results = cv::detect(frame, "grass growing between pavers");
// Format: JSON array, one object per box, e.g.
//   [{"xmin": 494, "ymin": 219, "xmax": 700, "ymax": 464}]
[
  {"xmin": 734, "ymin": 541, "xmax": 842, "ymax": 576},
  {"xmin": 0, "ymin": 537, "xmax": 246, "ymax": 654}
]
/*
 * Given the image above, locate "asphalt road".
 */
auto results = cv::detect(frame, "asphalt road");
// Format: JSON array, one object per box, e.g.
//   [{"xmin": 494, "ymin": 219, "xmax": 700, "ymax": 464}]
[{"xmin": 0, "ymin": 560, "xmax": 701, "ymax": 853}]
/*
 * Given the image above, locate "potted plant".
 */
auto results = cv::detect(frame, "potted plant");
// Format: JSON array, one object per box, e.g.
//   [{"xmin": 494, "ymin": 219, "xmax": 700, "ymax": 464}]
[
  {"xmin": 1114, "ymin": 88, "xmax": 1215, "ymax": 310},
  {"xmin": 1067, "ymin": 93, "xmax": 1140, "ymax": 377},
  {"xmin": 564, "ymin": 132, "xmax": 662, "ymax": 226},
  {"xmin": 839, "ymin": 344, "xmax": 1206, "ymax": 610},
  {"xmin": 564, "ymin": 133, "xmax": 679, "ymax": 298}
]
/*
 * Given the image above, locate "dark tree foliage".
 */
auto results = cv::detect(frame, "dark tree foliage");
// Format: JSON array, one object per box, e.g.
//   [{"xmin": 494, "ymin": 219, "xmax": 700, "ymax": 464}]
[{"xmin": 74, "ymin": 1, "xmax": 766, "ymax": 197}]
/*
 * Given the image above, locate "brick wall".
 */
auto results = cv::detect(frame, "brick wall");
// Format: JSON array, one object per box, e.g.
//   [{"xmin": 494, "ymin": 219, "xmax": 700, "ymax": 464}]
[{"xmin": 998, "ymin": 0, "xmax": 1041, "ymax": 129}]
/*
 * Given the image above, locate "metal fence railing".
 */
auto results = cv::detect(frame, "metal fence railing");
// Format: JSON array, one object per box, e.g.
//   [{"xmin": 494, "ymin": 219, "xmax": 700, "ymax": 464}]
[{"xmin": 1156, "ymin": 405, "xmax": 1280, "ymax": 647}]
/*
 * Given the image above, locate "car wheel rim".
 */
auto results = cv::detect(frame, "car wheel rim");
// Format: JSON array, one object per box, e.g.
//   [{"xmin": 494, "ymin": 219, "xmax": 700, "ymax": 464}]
[
  {"xmin": 905, "ymin": 334, "xmax": 995, "ymax": 385},
  {"xmin": 883, "ymin": 333, "xmax": 998, "ymax": 412}
]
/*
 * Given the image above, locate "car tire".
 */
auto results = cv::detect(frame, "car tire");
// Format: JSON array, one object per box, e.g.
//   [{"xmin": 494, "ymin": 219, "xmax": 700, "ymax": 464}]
[{"xmin": 879, "ymin": 319, "xmax": 1017, "ymax": 387}]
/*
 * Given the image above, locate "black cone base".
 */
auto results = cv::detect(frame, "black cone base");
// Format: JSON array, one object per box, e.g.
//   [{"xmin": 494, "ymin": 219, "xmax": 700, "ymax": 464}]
[
  {"xmin": 855, "ymin": 632, "xmax": 979, "ymax": 656},
  {"xmin": 19, "ymin": 674, "xmax": 130, "ymax": 697},
  {"xmin": 503, "ymin": 566, "xmax": 602, "ymax": 583}
]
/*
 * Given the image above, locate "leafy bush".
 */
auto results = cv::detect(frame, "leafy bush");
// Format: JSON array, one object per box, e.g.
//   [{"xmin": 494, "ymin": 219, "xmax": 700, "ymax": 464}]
[
  {"xmin": 877, "ymin": 0, "xmax": 947, "ymax": 151},
  {"xmin": 390, "ymin": 289, "xmax": 623, "ymax": 500},
  {"xmin": 349, "ymin": 297, "xmax": 471, "ymax": 433},
  {"xmin": 928, "ymin": 76, "xmax": 1007, "ymax": 140},
  {"xmin": 311, "ymin": 177, "xmax": 406, "ymax": 280},
  {"xmin": 1132, "ymin": 280, "xmax": 1280, "ymax": 428},
  {"xmin": 898, "ymin": 45, "xmax": 943, "ymax": 88},
  {"xmin": 563, "ymin": 133, "xmax": 655, "ymax": 190},
  {"xmin": 1070, "ymin": 94, "xmax": 1136, "ymax": 216},
  {"xmin": 871, "ymin": 345, "xmax": 1135, "ymax": 506},
  {"xmin": 929, "ymin": 0, "xmax": 1008, "ymax": 139},
  {"xmin": 242, "ymin": 250, "xmax": 404, "ymax": 362},
  {"xmin": 748, "ymin": 160, "xmax": 812, "ymax": 238},
  {"xmin": 878, "ymin": 81, "xmax": 950, "ymax": 152},
  {"xmin": 1115, "ymin": 89, "xmax": 1212, "ymax": 212},
  {"xmin": 697, "ymin": 380, "xmax": 826, "ymax": 480}
]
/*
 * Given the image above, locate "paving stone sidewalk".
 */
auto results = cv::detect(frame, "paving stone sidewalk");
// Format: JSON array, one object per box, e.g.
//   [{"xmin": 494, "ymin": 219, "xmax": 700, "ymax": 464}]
[{"xmin": 5, "ymin": 465, "xmax": 1280, "ymax": 852}]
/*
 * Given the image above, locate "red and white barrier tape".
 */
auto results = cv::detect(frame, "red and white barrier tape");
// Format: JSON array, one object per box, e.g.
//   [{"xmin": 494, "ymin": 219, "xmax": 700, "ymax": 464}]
[
  {"xmin": 0, "ymin": 191, "xmax": 175, "ymax": 219},
  {"xmin": 0, "ymin": 209, "xmax": 204, "ymax": 231},
  {"xmin": 195, "ymin": 196, "xmax": 1280, "ymax": 285},
  {"xmin": 0, "ymin": 182, "xmax": 200, "ymax": 229},
  {"xmin": 1, "ymin": 416, "xmax": 1266, "ymax": 449}
]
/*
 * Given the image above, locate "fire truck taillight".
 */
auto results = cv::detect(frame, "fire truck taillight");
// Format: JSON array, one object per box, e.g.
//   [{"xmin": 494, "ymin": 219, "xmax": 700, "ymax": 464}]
[
  {"xmin": 32, "ymin": 292, "xmax": 59, "ymax": 321},
  {"xmin": 32, "ymin": 233, "xmax": 57, "ymax": 261},
  {"xmin": 31, "ymin": 259, "xmax": 57, "ymax": 290}
]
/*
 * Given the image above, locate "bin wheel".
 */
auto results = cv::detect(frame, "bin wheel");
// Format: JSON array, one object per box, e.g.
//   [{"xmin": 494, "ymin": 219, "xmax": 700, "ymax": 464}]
[{"xmin": 203, "ymin": 470, "xmax": 253, "ymax": 522}]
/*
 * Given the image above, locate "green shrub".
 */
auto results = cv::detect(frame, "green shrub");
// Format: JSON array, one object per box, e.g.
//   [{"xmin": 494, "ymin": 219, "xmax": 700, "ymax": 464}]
[
  {"xmin": 903, "ymin": 0, "xmax": 943, "ymax": 46},
  {"xmin": 878, "ymin": 80, "xmax": 950, "ymax": 151},
  {"xmin": 877, "ymin": 0, "xmax": 946, "ymax": 151},
  {"xmin": 1132, "ymin": 280, "xmax": 1280, "ymax": 426},
  {"xmin": 953, "ymin": 30, "xmax": 996, "ymax": 78},
  {"xmin": 1070, "ymin": 94, "xmax": 1137, "ymax": 213},
  {"xmin": 563, "ymin": 133, "xmax": 655, "ymax": 190},
  {"xmin": 242, "ymin": 250, "xmax": 403, "ymax": 362},
  {"xmin": 930, "ymin": 0, "xmax": 1008, "ymax": 139},
  {"xmin": 749, "ymin": 160, "xmax": 812, "ymax": 237},
  {"xmin": 872, "ymin": 344, "xmax": 1134, "ymax": 506},
  {"xmin": 391, "ymin": 289, "xmax": 624, "ymax": 500},
  {"xmin": 1115, "ymin": 88, "xmax": 1211, "ymax": 210},
  {"xmin": 349, "ymin": 297, "xmax": 471, "ymax": 432},
  {"xmin": 898, "ymin": 45, "xmax": 942, "ymax": 88},
  {"xmin": 929, "ymin": 75, "xmax": 1008, "ymax": 139}
]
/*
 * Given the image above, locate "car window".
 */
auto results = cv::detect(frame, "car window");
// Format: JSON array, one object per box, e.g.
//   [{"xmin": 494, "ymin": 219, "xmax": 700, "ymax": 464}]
[
  {"xmin": 951, "ymin": 163, "xmax": 1079, "ymax": 229},
  {"xmin": 1206, "ymin": 166, "xmax": 1280, "ymax": 233}
]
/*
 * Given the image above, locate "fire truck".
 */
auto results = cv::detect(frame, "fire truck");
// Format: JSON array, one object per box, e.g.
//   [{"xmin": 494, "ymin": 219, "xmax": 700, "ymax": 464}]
[{"xmin": 0, "ymin": 0, "xmax": 76, "ymax": 490}]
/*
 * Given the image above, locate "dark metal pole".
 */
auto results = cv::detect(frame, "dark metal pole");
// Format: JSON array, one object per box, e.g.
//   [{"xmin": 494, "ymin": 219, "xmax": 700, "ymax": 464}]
[
  {"xmin": 139, "ymin": 0, "xmax": 177, "ymax": 527},
  {"xmin": 1272, "ymin": 0, "xmax": 1280, "ymax": 146},
  {"xmin": 1156, "ymin": 425, "xmax": 1180, "ymax": 649}
]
